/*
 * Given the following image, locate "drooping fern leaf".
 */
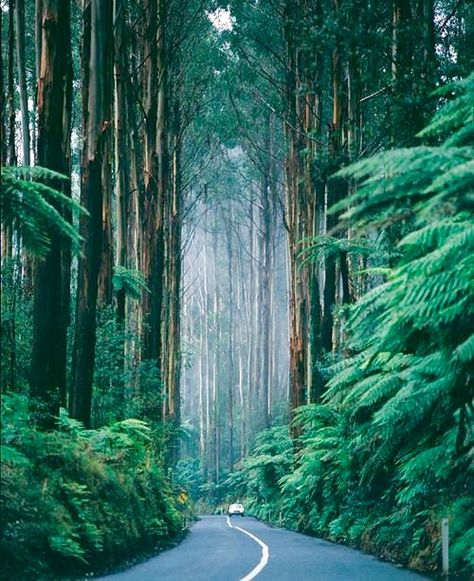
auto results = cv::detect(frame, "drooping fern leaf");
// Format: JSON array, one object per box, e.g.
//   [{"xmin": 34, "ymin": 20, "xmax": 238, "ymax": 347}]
[
  {"xmin": 112, "ymin": 266, "xmax": 150, "ymax": 299},
  {"xmin": 1, "ymin": 165, "xmax": 87, "ymax": 257}
]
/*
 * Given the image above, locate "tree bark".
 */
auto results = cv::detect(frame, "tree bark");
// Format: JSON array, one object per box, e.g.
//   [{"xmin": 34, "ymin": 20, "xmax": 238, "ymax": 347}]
[
  {"xmin": 15, "ymin": 0, "xmax": 30, "ymax": 165},
  {"xmin": 113, "ymin": 0, "xmax": 129, "ymax": 322},
  {"xmin": 70, "ymin": 0, "xmax": 113, "ymax": 427},
  {"xmin": 162, "ymin": 60, "xmax": 182, "ymax": 463},
  {"xmin": 226, "ymin": 213, "xmax": 235, "ymax": 469},
  {"xmin": 140, "ymin": 0, "xmax": 167, "ymax": 400},
  {"xmin": 0, "ymin": 9, "xmax": 8, "ymax": 166},
  {"xmin": 8, "ymin": 0, "xmax": 17, "ymax": 167},
  {"xmin": 30, "ymin": 0, "xmax": 72, "ymax": 427},
  {"xmin": 0, "ymin": 6, "xmax": 12, "ymax": 260},
  {"xmin": 391, "ymin": 0, "xmax": 415, "ymax": 145}
]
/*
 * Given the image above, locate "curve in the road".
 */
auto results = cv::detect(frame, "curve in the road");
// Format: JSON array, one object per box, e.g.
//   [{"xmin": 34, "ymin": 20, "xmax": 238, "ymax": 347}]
[
  {"xmin": 96, "ymin": 515, "xmax": 430, "ymax": 580},
  {"xmin": 227, "ymin": 516, "xmax": 269, "ymax": 581}
]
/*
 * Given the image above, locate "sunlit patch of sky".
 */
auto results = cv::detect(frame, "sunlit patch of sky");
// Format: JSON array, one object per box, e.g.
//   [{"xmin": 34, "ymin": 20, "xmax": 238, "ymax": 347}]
[{"xmin": 208, "ymin": 8, "xmax": 234, "ymax": 32}]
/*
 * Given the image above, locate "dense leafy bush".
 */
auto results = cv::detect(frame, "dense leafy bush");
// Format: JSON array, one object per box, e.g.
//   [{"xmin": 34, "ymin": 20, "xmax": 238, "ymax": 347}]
[
  {"xmin": 0, "ymin": 258, "xmax": 33, "ymax": 394},
  {"xmin": 0, "ymin": 393, "xmax": 182, "ymax": 580},
  {"xmin": 223, "ymin": 425, "xmax": 293, "ymax": 521}
]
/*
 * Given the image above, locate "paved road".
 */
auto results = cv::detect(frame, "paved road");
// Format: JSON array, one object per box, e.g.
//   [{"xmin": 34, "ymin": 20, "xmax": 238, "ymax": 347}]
[{"xmin": 97, "ymin": 515, "xmax": 429, "ymax": 581}]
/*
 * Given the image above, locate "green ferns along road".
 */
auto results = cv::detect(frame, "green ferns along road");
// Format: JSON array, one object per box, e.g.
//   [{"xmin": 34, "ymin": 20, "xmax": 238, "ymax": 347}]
[
  {"xmin": 224, "ymin": 76, "xmax": 474, "ymax": 578},
  {"xmin": 0, "ymin": 394, "xmax": 183, "ymax": 580}
]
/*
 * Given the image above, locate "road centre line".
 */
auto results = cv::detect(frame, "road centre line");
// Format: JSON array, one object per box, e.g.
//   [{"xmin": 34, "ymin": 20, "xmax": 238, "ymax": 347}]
[{"xmin": 226, "ymin": 516, "xmax": 270, "ymax": 581}]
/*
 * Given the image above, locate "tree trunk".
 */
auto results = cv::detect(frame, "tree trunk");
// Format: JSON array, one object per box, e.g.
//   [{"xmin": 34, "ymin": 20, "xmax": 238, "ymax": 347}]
[
  {"xmin": 226, "ymin": 213, "xmax": 235, "ymax": 469},
  {"xmin": 285, "ymin": 0, "xmax": 308, "ymax": 419},
  {"xmin": 30, "ymin": 0, "xmax": 72, "ymax": 428},
  {"xmin": 70, "ymin": 0, "xmax": 113, "ymax": 427},
  {"xmin": 260, "ymin": 147, "xmax": 272, "ymax": 428},
  {"xmin": 0, "ymin": 6, "xmax": 12, "ymax": 259},
  {"xmin": 113, "ymin": 0, "xmax": 129, "ymax": 322},
  {"xmin": 140, "ymin": 0, "xmax": 167, "ymax": 400},
  {"xmin": 0, "ymin": 9, "xmax": 8, "ymax": 167},
  {"xmin": 391, "ymin": 0, "xmax": 415, "ymax": 145},
  {"xmin": 15, "ymin": 0, "xmax": 30, "ymax": 165},
  {"xmin": 8, "ymin": 0, "xmax": 16, "ymax": 167},
  {"xmin": 162, "ymin": 65, "xmax": 182, "ymax": 463}
]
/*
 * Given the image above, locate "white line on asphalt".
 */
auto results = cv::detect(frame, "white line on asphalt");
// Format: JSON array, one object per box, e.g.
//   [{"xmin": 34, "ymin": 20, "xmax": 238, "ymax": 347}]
[{"xmin": 227, "ymin": 516, "xmax": 270, "ymax": 581}]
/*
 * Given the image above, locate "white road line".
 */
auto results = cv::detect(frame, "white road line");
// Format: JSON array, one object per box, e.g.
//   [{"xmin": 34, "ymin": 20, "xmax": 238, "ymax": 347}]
[{"xmin": 227, "ymin": 516, "xmax": 270, "ymax": 581}]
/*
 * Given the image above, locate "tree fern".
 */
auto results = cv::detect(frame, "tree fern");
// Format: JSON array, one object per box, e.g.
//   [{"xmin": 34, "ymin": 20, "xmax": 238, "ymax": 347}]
[
  {"xmin": 1, "ymin": 166, "xmax": 87, "ymax": 257},
  {"xmin": 112, "ymin": 266, "xmax": 150, "ymax": 299}
]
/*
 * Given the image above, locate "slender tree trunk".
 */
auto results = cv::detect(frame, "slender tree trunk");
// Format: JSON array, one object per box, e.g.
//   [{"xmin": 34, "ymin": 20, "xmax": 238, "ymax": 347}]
[
  {"xmin": 30, "ymin": 0, "xmax": 72, "ymax": 427},
  {"xmin": 236, "ymin": 239, "xmax": 247, "ymax": 456},
  {"xmin": 198, "ymin": 292, "xmax": 206, "ymax": 467},
  {"xmin": 97, "ymin": 1, "xmax": 115, "ymax": 307},
  {"xmin": 124, "ymin": 20, "xmax": 142, "ymax": 374},
  {"xmin": 203, "ymin": 214, "xmax": 211, "ymax": 474},
  {"xmin": 0, "ymin": 6, "xmax": 7, "ymax": 168},
  {"xmin": 260, "ymin": 154, "xmax": 272, "ymax": 428},
  {"xmin": 391, "ymin": 0, "xmax": 415, "ymax": 145},
  {"xmin": 212, "ymin": 224, "xmax": 221, "ymax": 483},
  {"xmin": 8, "ymin": 0, "xmax": 17, "ymax": 167},
  {"xmin": 140, "ymin": 0, "xmax": 158, "ymax": 361},
  {"xmin": 141, "ymin": 0, "xmax": 167, "ymax": 402},
  {"xmin": 162, "ymin": 68, "xmax": 182, "ymax": 463},
  {"xmin": 97, "ymin": 142, "xmax": 114, "ymax": 305},
  {"xmin": 15, "ymin": 0, "xmax": 30, "ymax": 165},
  {"xmin": 113, "ymin": 0, "xmax": 130, "ymax": 322},
  {"xmin": 70, "ymin": 0, "xmax": 113, "ymax": 427},
  {"xmin": 226, "ymin": 214, "xmax": 235, "ymax": 469},
  {"xmin": 247, "ymin": 199, "xmax": 256, "ymax": 440},
  {"xmin": 285, "ymin": 0, "xmax": 308, "ymax": 419},
  {"xmin": 0, "ymin": 6, "xmax": 12, "ymax": 260}
]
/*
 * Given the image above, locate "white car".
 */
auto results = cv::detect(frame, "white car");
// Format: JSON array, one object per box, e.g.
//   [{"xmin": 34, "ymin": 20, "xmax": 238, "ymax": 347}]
[{"xmin": 228, "ymin": 503, "xmax": 245, "ymax": 517}]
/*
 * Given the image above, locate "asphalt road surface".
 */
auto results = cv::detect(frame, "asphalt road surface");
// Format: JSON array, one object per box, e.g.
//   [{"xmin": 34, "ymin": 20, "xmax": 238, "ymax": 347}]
[{"xmin": 97, "ymin": 515, "xmax": 429, "ymax": 581}]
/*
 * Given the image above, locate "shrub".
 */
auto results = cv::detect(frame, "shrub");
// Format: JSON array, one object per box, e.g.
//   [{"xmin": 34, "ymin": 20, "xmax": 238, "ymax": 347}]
[{"xmin": 0, "ymin": 393, "xmax": 181, "ymax": 580}]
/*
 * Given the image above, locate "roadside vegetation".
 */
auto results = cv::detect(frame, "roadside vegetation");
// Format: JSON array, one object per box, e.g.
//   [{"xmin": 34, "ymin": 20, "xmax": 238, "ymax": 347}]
[
  {"xmin": 1, "ymin": 393, "xmax": 183, "ymax": 580},
  {"xmin": 184, "ymin": 76, "xmax": 474, "ymax": 579},
  {"xmin": 1, "ymin": 0, "xmax": 472, "ymax": 578}
]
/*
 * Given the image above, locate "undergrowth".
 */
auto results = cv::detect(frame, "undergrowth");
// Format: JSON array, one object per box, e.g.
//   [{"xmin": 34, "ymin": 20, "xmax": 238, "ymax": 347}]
[
  {"xmin": 0, "ymin": 393, "xmax": 183, "ymax": 580},
  {"xmin": 220, "ymin": 74, "xmax": 474, "ymax": 580}
]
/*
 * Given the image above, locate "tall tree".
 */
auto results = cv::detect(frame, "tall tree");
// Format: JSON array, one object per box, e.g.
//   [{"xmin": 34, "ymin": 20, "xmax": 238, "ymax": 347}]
[
  {"xmin": 140, "ymin": 0, "xmax": 165, "ymax": 372},
  {"xmin": 14, "ymin": 0, "xmax": 30, "ymax": 165},
  {"xmin": 113, "ymin": 0, "xmax": 131, "ymax": 322},
  {"xmin": 29, "ymin": 0, "xmax": 72, "ymax": 427},
  {"xmin": 7, "ymin": 0, "xmax": 16, "ymax": 167},
  {"xmin": 70, "ymin": 0, "xmax": 113, "ymax": 427}
]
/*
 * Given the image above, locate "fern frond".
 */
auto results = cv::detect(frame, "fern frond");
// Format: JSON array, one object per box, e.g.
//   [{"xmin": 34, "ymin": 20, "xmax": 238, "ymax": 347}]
[
  {"xmin": 112, "ymin": 266, "xmax": 150, "ymax": 299},
  {"xmin": 1, "ymin": 165, "xmax": 87, "ymax": 257}
]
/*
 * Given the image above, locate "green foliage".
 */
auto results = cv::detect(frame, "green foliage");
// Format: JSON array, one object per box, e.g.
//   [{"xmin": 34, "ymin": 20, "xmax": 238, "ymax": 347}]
[
  {"xmin": 112, "ymin": 266, "xmax": 150, "ymax": 300},
  {"xmin": 91, "ymin": 307, "xmax": 130, "ymax": 426},
  {"xmin": 0, "ymin": 166, "xmax": 87, "ymax": 257},
  {"xmin": 333, "ymin": 74, "xmax": 474, "ymax": 231},
  {"xmin": 174, "ymin": 456, "xmax": 204, "ymax": 502},
  {"xmin": 0, "ymin": 258, "xmax": 33, "ymax": 393},
  {"xmin": 0, "ymin": 393, "xmax": 182, "ymax": 580},
  {"xmin": 325, "ymin": 74, "xmax": 473, "ymax": 575},
  {"xmin": 126, "ymin": 360, "xmax": 164, "ymax": 423},
  {"xmin": 223, "ymin": 426, "xmax": 293, "ymax": 521},
  {"xmin": 91, "ymin": 308, "xmax": 165, "ymax": 429},
  {"xmin": 224, "ymin": 75, "xmax": 474, "ymax": 577}
]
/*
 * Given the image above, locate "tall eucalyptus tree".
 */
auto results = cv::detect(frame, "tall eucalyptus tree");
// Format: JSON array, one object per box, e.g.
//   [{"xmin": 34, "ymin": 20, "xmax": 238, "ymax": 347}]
[
  {"xmin": 29, "ymin": 0, "xmax": 72, "ymax": 427},
  {"xmin": 71, "ymin": 0, "xmax": 114, "ymax": 427}
]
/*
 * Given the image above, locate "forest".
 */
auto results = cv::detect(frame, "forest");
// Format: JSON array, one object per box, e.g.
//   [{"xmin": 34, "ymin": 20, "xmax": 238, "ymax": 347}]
[{"xmin": 0, "ymin": 0, "xmax": 473, "ymax": 579}]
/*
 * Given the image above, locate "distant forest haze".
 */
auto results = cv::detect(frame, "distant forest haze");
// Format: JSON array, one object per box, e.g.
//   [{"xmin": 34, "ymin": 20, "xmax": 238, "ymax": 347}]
[{"xmin": 1, "ymin": 0, "xmax": 473, "ymax": 579}]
